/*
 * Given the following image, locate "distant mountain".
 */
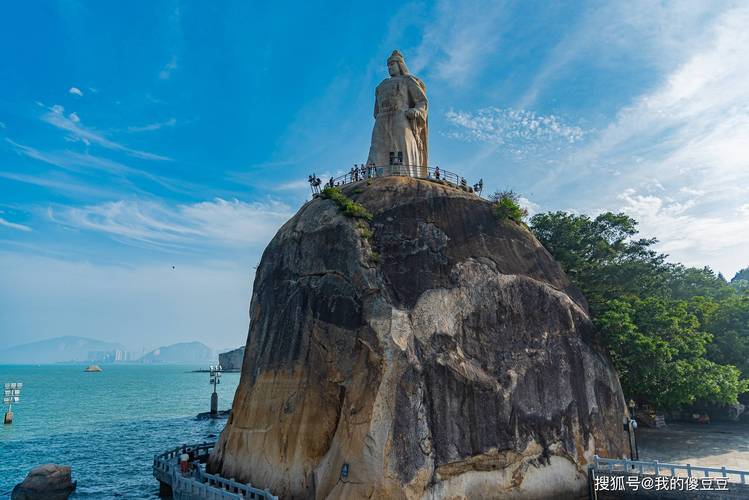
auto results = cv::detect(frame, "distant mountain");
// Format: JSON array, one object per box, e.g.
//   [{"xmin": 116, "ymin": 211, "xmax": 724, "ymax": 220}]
[
  {"xmin": 0, "ymin": 336, "xmax": 125, "ymax": 364},
  {"xmin": 139, "ymin": 341, "xmax": 215, "ymax": 364}
]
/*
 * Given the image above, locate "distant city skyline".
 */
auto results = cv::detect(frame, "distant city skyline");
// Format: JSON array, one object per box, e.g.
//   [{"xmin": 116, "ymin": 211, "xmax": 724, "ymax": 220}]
[{"xmin": 1, "ymin": 1, "xmax": 748, "ymax": 350}]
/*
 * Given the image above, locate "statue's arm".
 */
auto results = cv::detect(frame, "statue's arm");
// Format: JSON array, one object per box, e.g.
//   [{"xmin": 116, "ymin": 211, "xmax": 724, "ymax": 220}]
[
  {"xmin": 407, "ymin": 78, "xmax": 428, "ymax": 119},
  {"xmin": 373, "ymin": 90, "xmax": 379, "ymax": 119}
]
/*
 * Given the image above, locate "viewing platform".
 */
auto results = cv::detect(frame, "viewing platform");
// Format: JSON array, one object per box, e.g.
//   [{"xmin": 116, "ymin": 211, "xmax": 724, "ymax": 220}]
[
  {"xmin": 308, "ymin": 164, "xmax": 483, "ymax": 198},
  {"xmin": 153, "ymin": 442, "xmax": 277, "ymax": 500}
]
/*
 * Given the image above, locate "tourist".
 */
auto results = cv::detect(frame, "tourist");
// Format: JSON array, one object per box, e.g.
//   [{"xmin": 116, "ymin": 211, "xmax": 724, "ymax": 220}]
[
  {"xmin": 435, "ymin": 166, "xmax": 440, "ymax": 179},
  {"xmin": 180, "ymin": 449, "xmax": 190, "ymax": 475}
]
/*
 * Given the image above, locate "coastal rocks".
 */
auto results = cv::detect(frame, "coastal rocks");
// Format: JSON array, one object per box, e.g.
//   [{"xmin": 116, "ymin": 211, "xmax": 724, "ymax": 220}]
[
  {"xmin": 11, "ymin": 464, "xmax": 76, "ymax": 500},
  {"xmin": 209, "ymin": 176, "xmax": 629, "ymax": 499},
  {"xmin": 218, "ymin": 346, "xmax": 245, "ymax": 371}
]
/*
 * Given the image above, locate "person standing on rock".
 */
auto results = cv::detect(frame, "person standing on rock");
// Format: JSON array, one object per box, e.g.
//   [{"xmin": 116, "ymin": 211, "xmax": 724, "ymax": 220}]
[{"xmin": 366, "ymin": 50, "xmax": 428, "ymax": 177}]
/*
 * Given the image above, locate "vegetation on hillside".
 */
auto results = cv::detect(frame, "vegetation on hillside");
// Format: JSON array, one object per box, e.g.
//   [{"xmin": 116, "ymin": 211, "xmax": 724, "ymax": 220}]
[
  {"xmin": 489, "ymin": 190, "xmax": 528, "ymax": 223},
  {"xmin": 320, "ymin": 186, "xmax": 373, "ymax": 221},
  {"xmin": 530, "ymin": 211, "xmax": 749, "ymax": 411}
]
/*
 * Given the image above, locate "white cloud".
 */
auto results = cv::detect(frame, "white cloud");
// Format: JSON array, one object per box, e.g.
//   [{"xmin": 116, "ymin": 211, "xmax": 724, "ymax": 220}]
[
  {"xmin": 127, "ymin": 118, "xmax": 176, "ymax": 133},
  {"xmin": 518, "ymin": 2, "xmax": 724, "ymax": 108},
  {"xmin": 445, "ymin": 107, "xmax": 585, "ymax": 158},
  {"xmin": 159, "ymin": 56, "xmax": 178, "ymax": 80},
  {"xmin": 0, "ymin": 217, "xmax": 32, "ymax": 232},
  {"xmin": 68, "ymin": 112, "xmax": 80, "ymax": 123},
  {"xmin": 69, "ymin": 87, "xmax": 83, "ymax": 97},
  {"xmin": 0, "ymin": 121, "xmax": 6, "ymax": 129},
  {"xmin": 529, "ymin": 5, "xmax": 749, "ymax": 276},
  {"xmin": 410, "ymin": 0, "xmax": 507, "ymax": 86},
  {"xmin": 518, "ymin": 197, "xmax": 540, "ymax": 218},
  {"xmin": 40, "ymin": 104, "xmax": 171, "ymax": 161},
  {"xmin": 0, "ymin": 171, "xmax": 117, "ymax": 199},
  {"xmin": 6, "ymin": 139, "xmax": 192, "ymax": 195},
  {"xmin": 52, "ymin": 198, "xmax": 293, "ymax": 249},
  {"xmin": 617, "ymin": 189, "xmax": 749, "ymax": 275}
]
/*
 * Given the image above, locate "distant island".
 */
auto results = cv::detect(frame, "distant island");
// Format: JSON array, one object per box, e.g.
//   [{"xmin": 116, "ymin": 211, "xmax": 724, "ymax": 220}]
[
  {"xmin": 0, "ymin": 336, "xmax": 219, "ymax": 365},
  {"xmin": 0, "ymin": 336, "xmax": 125, "ymax": 365},
  {"xmin": 139, "ymin": 341, "xmax": 214, "ymax": 364}
]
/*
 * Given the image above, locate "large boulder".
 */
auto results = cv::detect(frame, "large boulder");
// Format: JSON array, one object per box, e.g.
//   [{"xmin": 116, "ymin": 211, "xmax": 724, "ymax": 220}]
[
  {"xmin": 11, "ymin": 464, "xmax": 76, "ymax": 500},
  {"xmin": 209, "ymin": 176, "xmax": 629, "ymax": 499}
]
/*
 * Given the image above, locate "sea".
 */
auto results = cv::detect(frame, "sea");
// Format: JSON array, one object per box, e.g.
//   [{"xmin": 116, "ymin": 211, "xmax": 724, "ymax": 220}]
[{"xmin": 0, "ymin": 364, "xmax": 240, "ymax": 499}]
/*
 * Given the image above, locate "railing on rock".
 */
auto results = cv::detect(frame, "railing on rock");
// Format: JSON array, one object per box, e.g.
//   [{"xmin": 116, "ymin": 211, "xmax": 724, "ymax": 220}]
[
  {"xmin": 308, "ymin": 164, "xmax": 483, "ymax": 197},
  {"xmin": 153, "ymin": 441, "xmax": 278, "ymax": 500},
  {"xmin": 591, "ymin": 455, "xmax": 749, "ymax": 484}
]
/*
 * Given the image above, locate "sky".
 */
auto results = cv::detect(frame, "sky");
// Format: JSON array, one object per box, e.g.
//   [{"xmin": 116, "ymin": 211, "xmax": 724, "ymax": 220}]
[{"xmin": 1, "ymin": 1, "xmax": 748, "ymax": 352}]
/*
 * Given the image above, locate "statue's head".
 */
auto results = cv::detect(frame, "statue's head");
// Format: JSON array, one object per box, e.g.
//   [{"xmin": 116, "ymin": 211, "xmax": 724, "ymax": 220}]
[{"xmin": 387, "ymin": 50, "xmax": 410, "ymax": 77}]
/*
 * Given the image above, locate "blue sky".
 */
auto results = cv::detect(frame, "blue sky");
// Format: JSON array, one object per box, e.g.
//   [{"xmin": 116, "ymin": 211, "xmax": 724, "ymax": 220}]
[{"xmin": 1, "ymin": 1, "xmax": 747, "ymax": 352}]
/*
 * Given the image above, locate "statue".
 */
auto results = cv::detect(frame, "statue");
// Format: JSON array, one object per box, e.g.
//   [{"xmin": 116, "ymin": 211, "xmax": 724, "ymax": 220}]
[{"xmin": 366, "ymin": 50, "xmax": 428, "ymax": 177}]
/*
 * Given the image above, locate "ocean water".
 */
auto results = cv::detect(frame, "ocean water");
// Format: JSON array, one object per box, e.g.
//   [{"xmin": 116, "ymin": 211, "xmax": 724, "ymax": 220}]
[{"xmin": 0, "ymin": 364, "xmax": 240, "ymax": 498}]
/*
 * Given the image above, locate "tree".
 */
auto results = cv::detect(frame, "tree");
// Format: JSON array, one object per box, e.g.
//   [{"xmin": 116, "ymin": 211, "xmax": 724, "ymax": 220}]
[
  {"xmin": 731, "ymin": 266, "xmax": 749, "ymax": 291},
  {"xmin": 530, "ymin": 211, "xmax": 668, "ymax": 316},
  {"xmin": 667, "ymin": 265, "xmax": 733, "ymax": 300},
  {"xmin": 489, "ymin": 190, "xmax": 527, "ymax": 223},
  {"xmin": 530, "ymin": 211, "xmax": 749, "ymax": 410},
  {"xmin": 703, "ymin": 294, "xmax": 749, "ymax": 378}
]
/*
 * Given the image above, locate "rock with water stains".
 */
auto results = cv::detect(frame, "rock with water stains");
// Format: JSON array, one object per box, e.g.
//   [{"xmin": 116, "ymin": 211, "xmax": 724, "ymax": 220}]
[{"xmin": 209, "ymin": 176, "xmax": 629, "ymax": 499}]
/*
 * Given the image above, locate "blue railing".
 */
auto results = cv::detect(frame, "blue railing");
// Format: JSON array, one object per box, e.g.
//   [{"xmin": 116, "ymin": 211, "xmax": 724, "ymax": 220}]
[{"xmin": 153, "ymin": 442, "xmax": 278, "ymax": 500}]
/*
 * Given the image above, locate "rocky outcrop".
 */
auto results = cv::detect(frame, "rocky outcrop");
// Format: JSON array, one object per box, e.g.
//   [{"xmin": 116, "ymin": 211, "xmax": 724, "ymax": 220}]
[
  {"xmin": 11, "ymin": 464, "xmax": 76, "ymax": 500},
  {"xmin": 209, "ymin": 176, "xmax": 629, "ymax": 499},
  {"xmin": 219, "ymin": 347, "xmax": 245, "ymax": 371}
]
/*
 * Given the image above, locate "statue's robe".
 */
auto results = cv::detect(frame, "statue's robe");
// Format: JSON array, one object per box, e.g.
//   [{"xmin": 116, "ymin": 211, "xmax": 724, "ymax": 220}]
[{"xmin": 366, "ymin": 74, "xmax": 428, "ymax": 177}]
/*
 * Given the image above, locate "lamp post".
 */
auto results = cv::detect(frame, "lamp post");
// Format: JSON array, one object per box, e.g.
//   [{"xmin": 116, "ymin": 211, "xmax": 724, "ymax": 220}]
[
  {"xmin": 3, "ymin": 382, "xmax": 22, "ymax": 424},
  {"xmin": 209, "ymin": 365, "xmax": 222, "ymax": 416},
  {"xmin": 623, "ymin": 399, "xmax": 639, "ymax": 461}
]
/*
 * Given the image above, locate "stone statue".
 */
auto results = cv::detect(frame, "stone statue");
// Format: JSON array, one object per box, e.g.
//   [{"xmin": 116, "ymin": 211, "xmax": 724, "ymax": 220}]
[{"xmin": 366, "ymin": 50, "xmax": 428, "ymax": 177}]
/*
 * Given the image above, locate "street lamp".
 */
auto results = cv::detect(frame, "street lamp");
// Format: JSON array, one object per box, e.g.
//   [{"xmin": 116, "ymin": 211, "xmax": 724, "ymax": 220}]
[
  {"xmin": 3, "ymin": 382, "xmax": 22, "ymax": 424},
  {"xmin": 209, "ymin": 365, "xmax": 222, "ymax": 416},
  {"xmin": 623, "ymin": 399, "xmax": 639, "ymax": 461}
]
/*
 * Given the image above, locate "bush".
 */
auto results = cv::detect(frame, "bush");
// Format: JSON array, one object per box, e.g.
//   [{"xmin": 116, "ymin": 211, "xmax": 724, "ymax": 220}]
[
  {"xmin": 320, "ymin": 186, "xmax": 373, "ymax": 221},
  {"xmin": 357, "ymin": 221, "xmax": 373, "ymax": 240},
  {"xmin": 490, "ymin": 190, "xmax": 527, "ymax": 223}
]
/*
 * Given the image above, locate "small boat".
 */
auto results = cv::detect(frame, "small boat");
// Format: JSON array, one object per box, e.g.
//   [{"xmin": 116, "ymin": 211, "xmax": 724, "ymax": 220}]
[{"xmin": 84, "ymin": 364, "xmax": 103, "ymax": 372}]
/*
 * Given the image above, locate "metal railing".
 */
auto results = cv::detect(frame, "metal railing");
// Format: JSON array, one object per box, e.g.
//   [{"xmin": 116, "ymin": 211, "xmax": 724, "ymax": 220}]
[
  {"xmin": 309, "ymin": 164, "xmax": 483, "ymax": 197},
  {"xmin": 591, "ymin": 455, "xmax": 749, "ymax": 485},
  {"xmin": 153, "ymin": 442, "xmax": 278, "ymax": 500}
]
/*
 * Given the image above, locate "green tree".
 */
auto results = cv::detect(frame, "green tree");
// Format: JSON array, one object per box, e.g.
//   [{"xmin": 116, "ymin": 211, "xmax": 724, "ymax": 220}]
[
  {"xmin": 667, "ymin": 265, "xmax": 734, "ymax": 300},
  {"xmin": 489, "ymin": 190, "xmax": 527, "ymax": 223},
  {"xmin": 530, "ymin": 211, "xmax": 668, "ymax": 316},
  {"xmin": 731, "ymin": 266, "xmax": 749, "ymax": 291},
  {"xmin": 702, "ymin": 294, "xmax": 749, "ymax": 377},
  {"xmin": 530, "ymin": 211, "xmax": 749, "ymax": 410}
]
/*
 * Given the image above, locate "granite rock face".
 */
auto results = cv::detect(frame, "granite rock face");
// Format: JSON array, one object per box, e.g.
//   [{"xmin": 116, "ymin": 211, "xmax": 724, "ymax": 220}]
[
  {"xmin": 219, "ymin": 346, "xmax": 245, "ymax": 371},
  {"xmin": 11, "ymin": 464, "xmax": 76, "ymax": 500},
  {"xmin": 209, "ymin": 176, "xmax": 629, "ymax": 499}
]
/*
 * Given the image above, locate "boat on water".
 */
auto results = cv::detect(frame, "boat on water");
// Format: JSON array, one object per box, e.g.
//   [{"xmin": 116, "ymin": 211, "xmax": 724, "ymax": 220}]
[{"xmin": 84, "ymin": 364, "xmax": 103, "ymax": 372}]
